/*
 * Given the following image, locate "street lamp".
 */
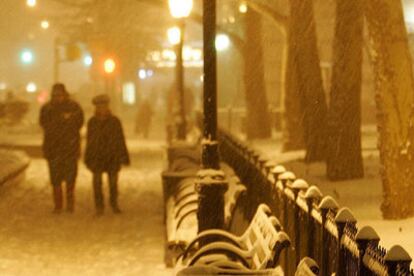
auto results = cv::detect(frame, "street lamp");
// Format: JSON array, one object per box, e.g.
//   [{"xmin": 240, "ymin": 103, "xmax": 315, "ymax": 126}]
[
  {"xmin": 26, "ymin": 82, "xmax": 37, "ymax": 93},
  {"xmin": 239, "ymin": 2, "xmax": 248, "ymax": 13},
  {"xmin": 83, "ymin": 55, "xmax": 93, "ymax": 67},
  {"xmin": 168, "ymin": 0, "xmax": 193, "ymax": 18},
  {"xmin": 26, "ymin": 0, "xmax": 36, "ymax": 7},
  {"xmin": 167, "ymin": 26, "xmax": 181, "ymax": 45},
  {"xmin": 215, "ymin": 34, "xmax": 230, "ymax": 51},
  {"xmin": 40, "ymin": 20, "xmax": 50, "ymax": 30},
  {"xmin": 168, "ymin": 0, "xmax": 193, "ymax": 140},
  {"xmin": 20, "ymin": 49, "xmax": 34, "ymax": 64}
]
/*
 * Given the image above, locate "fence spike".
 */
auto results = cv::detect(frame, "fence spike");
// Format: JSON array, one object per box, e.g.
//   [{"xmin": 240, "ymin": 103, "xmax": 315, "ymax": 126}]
[
  {"xmin": 356, "ymin": 226, "xmax": 380, "ymax": 241},
  {"xmin": 291, "ymin": 178, "xmax": 309, "ymax": 190},
  {"xmin": 335, "ymin": 207, "xmax": 357, "ymax": 223},
  {"xmin": 384, "ymin": 245, "xmax": 412, "ymax": 262},
  {"xmin": 318, "ymin": 195, "xmax": 339, "ymax": 210},
  {"xmin": 278, "ymin": 171, "xmax": 296, "ymax": 181},
  {"xmin": 271, "ymin": 165, "xmax": 286, "ymax": 175},
  {"xmin": 304, "ymin": 185, "xmax": 323, "ymax": 199}
]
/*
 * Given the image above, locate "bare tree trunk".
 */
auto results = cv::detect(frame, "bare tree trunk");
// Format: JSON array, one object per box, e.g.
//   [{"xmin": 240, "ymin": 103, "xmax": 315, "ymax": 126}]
[
  {"xmin": 285, "ymin": 0, "xmax": 328, "ymax": 162},
  {"xmin": 282, "ymin": 37, "xmax": 305, "ymax": 151},
  {"xmin": 365, "ymin": 0, "xmax": 414, "ymax": 219},
  {"xmin": 326, "ymin": 0, "xmax": 364, "ymax": 180},
  {"xmin": 243, "ymin": 8, "xmax": 272, "ymax": 140}
]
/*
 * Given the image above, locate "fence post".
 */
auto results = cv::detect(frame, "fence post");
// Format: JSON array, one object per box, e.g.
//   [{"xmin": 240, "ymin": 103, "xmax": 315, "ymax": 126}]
[
  {"xmin": 279, "ymin": 171, "xmax": 296, "ymax": 276},
  {"xmin": 264, "ymin": 160, "xmax": 276, "ymax": 179},
  {"xmin": 335, "ymin": 207, "xmax": 357, "ymax": 276},
  {"xmin": 355, "ymin": 226, "xmax": 380, "ymax": 276},
  {"xmin": 271, "ymin": 165, "xmax": 286, "ymax": 184},
  {"xmin": 195, "ymin": 169, "xmax": 228, "ymax": 244},
  {"xmin": 384, "ymin": 245, "xmax": 412, "ymax": 275},
  {"xmin": 269, "ymin": 165, "xmax": 286, "ymax": 218},
  {"xmin": 318, "ymin": 196, "xmax": 339, "ymax": 276},
  {"xmin": 305, "ymin": 186, "xmax": 323, "ymax": 258},
  {"xmin": 290, "ymin": 179, "xmax": 309, "ymax": 266}
]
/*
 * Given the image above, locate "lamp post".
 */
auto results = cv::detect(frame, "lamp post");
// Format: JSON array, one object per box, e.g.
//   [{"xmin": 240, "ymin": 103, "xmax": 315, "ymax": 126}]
[
  {"xmin": 202, "ymin": 0, "xmax": 219, "ymax": 169},
  {"xmin": 194, "ymin": 0, "xmax": 228, "ymax": 238},
  {"xmin": 168, "ymin": 0, "xmax": 193, "ymax": 140}
]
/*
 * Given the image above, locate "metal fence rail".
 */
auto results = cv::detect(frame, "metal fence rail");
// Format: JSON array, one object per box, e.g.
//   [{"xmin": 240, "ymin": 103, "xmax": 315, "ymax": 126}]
[{"xmin": 218, "ymin": 128, "xmax": 414, "ymax": 276}]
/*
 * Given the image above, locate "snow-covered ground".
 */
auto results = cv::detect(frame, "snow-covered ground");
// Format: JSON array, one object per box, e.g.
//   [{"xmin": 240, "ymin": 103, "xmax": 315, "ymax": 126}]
[
  {"xmin": 248, "ymin": 125, "xmax": 414, "ymax": 262},
  {"xmin": 0, "ymin": 145, "xmax": 173, "ymax": 275}
]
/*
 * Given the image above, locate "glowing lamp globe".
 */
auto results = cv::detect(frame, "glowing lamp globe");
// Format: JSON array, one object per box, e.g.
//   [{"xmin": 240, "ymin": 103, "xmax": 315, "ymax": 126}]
[
  {"xmin": 104, "ymin": 58, "xmax": 116, "ymax": 74},
  {"xmin": 168, "ymin": 0, "xmax": 193, "ymax": 18},
  {"xmin": 167, "ymin": 27, "xmax": 182, "ymax": 45},
  {"xmin": 215, "ymin": 34, "xmax": 230, "ymax": 51}
]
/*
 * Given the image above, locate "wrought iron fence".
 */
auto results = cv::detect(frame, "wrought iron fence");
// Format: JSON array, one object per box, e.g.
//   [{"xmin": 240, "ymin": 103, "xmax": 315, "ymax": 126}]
[{"xmin": 218, "ymin": 128, "xmax": 413, "ymax": 276}]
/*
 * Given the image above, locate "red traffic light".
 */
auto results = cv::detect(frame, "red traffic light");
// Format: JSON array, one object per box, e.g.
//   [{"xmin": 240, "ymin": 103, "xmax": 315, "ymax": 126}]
[{"xmin": 103, "ymin": 58, "xmax": 116, "ymax": 74}]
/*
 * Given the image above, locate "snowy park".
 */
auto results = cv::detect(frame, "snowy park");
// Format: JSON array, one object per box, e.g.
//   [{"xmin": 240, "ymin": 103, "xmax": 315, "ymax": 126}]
[{"xmin": 3, "ymin": 0, "xmax": 414, "ymax": 275}]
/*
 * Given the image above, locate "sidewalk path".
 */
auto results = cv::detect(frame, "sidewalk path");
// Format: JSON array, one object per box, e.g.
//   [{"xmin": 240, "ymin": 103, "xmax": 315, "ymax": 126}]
[{"xmin": 0, "ymin": 144, "xmax": 172, "ymax": 275}]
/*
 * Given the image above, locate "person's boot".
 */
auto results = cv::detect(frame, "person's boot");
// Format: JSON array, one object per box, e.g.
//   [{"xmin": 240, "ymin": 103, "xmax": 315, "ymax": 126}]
[
  {"xmin": 66, "ymin": 183, "xmax": 75, "ymax": 213},
  {"xmin": 111, "ymin": 202, "xmax": 122, "ymax": 214},
  {"xmin": 53, "ymin": 185, "xmax": 63, "ymax": 214}
]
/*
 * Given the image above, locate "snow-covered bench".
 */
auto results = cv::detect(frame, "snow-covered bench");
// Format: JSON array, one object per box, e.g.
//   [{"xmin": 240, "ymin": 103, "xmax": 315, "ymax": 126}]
[
  {"xmin": 176, "ymin": 204, "xmax": 291, "ymax": 271},
  {"xmin": 162, "ymin": 143, "xmax": 246, "ymax": 267},
  {"xmin": 176, "ymin": 257, "xmax": 319, "ymax": 275},
  {"xmin": 0, "ymin": 149, "xmax": 30, "ymax": 186},
  {"xmin": 164, "ymin": 171, "xmax": 246, "ymax": 267}
]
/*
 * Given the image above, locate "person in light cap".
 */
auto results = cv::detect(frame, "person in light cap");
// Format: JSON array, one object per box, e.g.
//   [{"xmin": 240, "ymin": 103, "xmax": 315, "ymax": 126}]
[
  {"xmin": 39, "ymin": 83, "xmax": 84, "ymax": 213},
  {"xmin": 84, "ymin": 94, "xmax": 130, "ymax": 216}
]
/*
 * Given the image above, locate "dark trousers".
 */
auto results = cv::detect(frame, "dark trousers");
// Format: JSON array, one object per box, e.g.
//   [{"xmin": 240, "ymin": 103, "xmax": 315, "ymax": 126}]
[
  {"xmin": 93, "ymin": 171, "xmax": 119, "ymax": 211},
  {"xmin": 48, "ymin": 158, "xmax": 78, "ymax": 211}
]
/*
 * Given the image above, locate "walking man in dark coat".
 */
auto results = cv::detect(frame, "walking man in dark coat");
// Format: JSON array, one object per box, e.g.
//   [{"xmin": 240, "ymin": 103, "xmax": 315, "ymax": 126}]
[
  {"xmin": 39, "ymin": 83, "xmax": 84, "ymax": 213},
  {"xmin": 85, "ymin": 94, "xmax": 130, "ymax": 216}
]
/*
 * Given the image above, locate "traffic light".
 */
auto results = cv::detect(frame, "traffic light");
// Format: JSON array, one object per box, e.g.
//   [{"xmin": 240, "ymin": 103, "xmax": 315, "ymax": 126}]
[{"xmin": 103, "ymin": 58, "xmax": 116, "ymax": 74}]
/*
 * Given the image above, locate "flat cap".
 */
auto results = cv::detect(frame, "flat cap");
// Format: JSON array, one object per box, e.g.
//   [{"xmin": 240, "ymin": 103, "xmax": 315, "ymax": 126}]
[{"xmin": 92, "ymin": 94, "xmax": 110, "ymax": 105}]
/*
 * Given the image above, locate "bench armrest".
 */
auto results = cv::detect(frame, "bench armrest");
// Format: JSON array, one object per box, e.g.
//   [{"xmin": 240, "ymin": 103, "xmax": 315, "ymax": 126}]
[
  {"xmin": 182, "ymin": 229, "xmax": 242, "ymax": 260},
  {"xmin": 188, "ymin": 242, "xmax": 250, "ymax": 268}
]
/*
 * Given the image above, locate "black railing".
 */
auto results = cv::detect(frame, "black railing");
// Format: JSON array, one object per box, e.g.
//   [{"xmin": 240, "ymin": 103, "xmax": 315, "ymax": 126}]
[{"xmin": 218, "ymin": 128, "xmax": 413, "ymax": 276}]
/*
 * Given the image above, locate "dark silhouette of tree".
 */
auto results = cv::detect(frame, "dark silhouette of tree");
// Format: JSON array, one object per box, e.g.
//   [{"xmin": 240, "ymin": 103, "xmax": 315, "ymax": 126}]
[
  {"xmin": 287, "ymin": 0, "xmax": 328, "ymax": 162},
  {"xmin": 243, "ymin": 8, "xmax": 272, "ymax": 139},
  {"xmin": 326, "ymin": 0, "xmax": 364, "ymax": 180},
  {"xmin": 366, "ymin": 0, "xmax": 414, "ymax": 219},
  {"xmin": 246, "ymin": 0, "xmax": 328, "ymax": 160}
]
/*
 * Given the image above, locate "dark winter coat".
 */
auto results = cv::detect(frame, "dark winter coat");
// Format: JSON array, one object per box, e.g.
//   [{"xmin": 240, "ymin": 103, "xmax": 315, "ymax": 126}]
[
  {"xmin": 39, "ymin": 100, "xmax": 84, "ymax": 160},
  {"xmin": 84, "ymin": 114, "xmax": 130, "ymax": 173}
]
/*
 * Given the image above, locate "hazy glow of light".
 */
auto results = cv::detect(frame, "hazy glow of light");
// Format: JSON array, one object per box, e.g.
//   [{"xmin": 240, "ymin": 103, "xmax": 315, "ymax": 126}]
[
  {"xmin": 404, "ymin": 4, "xmax": 414, "ymax": 23},
  {"xmin": 83, "ymin": 55, "xmax": 93, "ymax": 67},
  {"xmin": 192, "ymin": 49, "xmax": 202, "ymax": 60},
  {"xmin": 215, "ymin": 34, "xmax": 230, "ymax": 51},
  {"xmin": 162, "ymin": 49, "xmax": 176, "ymax": 61},
  {"xmin": 103, "ymin": 58, "xmax": 116, "ymax": 74},
  {"xmin": 21, "ymin": 50, "xmax": 34, "ymax": 64},
  {"xmin": 239, "ymin": 2, "xmax": 248, "ymax": 13},
  {"xmin": 37, "ymin": 90, "xmax": 48, "ymax": 104},
  {"xmin": 138, "ymin": 69, "xmax": 147, "ymax": 80},
  {"xmin": 229, "ymin": 16, "xmax": 236, "ymax": 23},
  {"xmin": 122, "ymin": 82, "xmax": 136, "ymax": 105},
  {"xmin": 0, "ymin": 82, "xmax": 6, "ymax": 90},
  {"xmin": 183, "ymin": 46, "xmax": 193, "ymax": 60},
  {"xmin": 40, "ymin": 20, "xmax": 49, "ymax": 29},
  {"xmin": 168, "ymin": 0, "xmax": 193, "ymax": 18},
  {"xmin": 147, "ymin": 69, "xmax": 154, "ymax": 77},
  {"xmin": 200, "ymin": 75, "xmax": 204, "ymax": 82},
  {"xmin": 26, "ymin": 82, "xmax": 37, "ymax": 93},
  {"xmin": 167, "ymin": 27, "xmax": 182, "ymax": 45},
  {"xmin": 27, "ymin": 0, "xmax": 36, "ymax": 7}
]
